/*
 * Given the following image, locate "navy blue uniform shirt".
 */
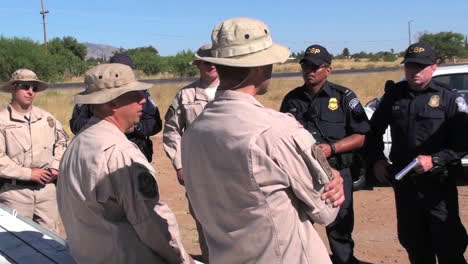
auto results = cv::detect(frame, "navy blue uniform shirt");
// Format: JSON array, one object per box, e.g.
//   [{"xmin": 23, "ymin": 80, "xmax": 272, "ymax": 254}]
[
  {"xmin": 368, "ymin": 80, "xmax": 468, "ymax": 170},
  {"xmin": 280, "ymin": 81, "xmax": 370, "ymax": 144}
]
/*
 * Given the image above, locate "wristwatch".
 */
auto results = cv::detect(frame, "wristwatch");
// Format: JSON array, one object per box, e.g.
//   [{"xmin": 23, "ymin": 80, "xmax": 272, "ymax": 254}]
[
  {"xmin": 432, "ymin": 155, "xmax": 441, "ymax": 166},
  {"xmin": 329, "ymin": 143, "xmax": 337, "ymax": 155}
]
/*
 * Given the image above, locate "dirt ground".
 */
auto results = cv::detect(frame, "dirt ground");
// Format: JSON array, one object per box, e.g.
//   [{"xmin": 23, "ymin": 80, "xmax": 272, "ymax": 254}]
[{"xmin": 149, "ymin": 134, "xmax": 468, "ymax": 263}]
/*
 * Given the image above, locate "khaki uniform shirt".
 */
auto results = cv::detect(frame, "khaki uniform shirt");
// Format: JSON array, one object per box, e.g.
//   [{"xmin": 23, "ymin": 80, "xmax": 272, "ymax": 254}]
[
  {"xmin": 57, "ymin": 118, "xmax": 190, "ymax": 264},
  {"xmin": 0, "ymin": 105, "xmax": 67, "ymax": 180},
  {"xmin": 182, "ymin": 90, "xmax": 339, "ymax": 264},
  {"xmin": 163, "ymin": 80, "xmax": 217, "ymax": 169}
]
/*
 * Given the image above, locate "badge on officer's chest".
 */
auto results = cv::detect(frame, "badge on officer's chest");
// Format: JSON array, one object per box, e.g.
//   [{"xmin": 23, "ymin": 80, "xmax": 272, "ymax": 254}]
[
  {"xmin": 328, "ymin": 98, "xmax": 338, "ymax": 111},
  {"xmin": 428, "ymin": 95, "xmax": 440, "ymax": 108}
]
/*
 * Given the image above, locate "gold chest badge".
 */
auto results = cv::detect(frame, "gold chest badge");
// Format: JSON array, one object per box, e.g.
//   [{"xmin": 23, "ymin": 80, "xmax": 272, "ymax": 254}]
[
  {"xmin": 328, "ymin": 98, "xmax": 338, "ymax": 111},
  {"xmin": 428, "ymin": 95, "xmax": 440, "ymax": 107}
]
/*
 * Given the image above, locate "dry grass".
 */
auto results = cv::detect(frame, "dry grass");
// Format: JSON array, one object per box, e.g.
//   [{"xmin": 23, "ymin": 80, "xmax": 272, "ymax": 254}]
[
  {"xmin": 273, "ymin": 58, "xmax": 403, "ymax": 73},
  {"xmin": 259, "ymin": 70, "xmax": 403, "ymax": 110},
  {"xmin": 0, "ymin": 70, "xmax": 404, "ymax": 135}
]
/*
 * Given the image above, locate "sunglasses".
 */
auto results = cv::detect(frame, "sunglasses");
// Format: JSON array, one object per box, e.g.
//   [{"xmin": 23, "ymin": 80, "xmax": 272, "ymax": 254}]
[{"xmin": 13, "ymin": 83, "xmax": 39, "ymax": 92}]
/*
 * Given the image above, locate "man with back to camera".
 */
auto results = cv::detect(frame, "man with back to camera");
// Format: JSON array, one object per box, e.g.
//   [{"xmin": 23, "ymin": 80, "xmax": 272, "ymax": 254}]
[
  {"xmin": 368, "ymin": 42, "xmax": 468, "ymax": 264},
  {"xmin": 57, "ymin": 63, "xmax": 194, "ymax": 264},
  {"xmin": 280, "ymin": 45, "xmax": 370, "ymax": 264},
  {"xmin": 181, "ymin": 17, "xmax": 346, "ymax": 264},
  {"xmin": 0, "ymin": 69, "xmax": 67, "ymax": 233},
  {"xmin": 163, "ymin": 44, "xmax": 219, "ymax": 262}
]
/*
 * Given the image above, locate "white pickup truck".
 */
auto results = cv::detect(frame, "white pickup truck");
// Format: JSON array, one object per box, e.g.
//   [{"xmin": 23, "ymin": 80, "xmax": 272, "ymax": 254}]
[{"xmin": 0, "ymin": 204, "xmax": 75, "ymax": 263}]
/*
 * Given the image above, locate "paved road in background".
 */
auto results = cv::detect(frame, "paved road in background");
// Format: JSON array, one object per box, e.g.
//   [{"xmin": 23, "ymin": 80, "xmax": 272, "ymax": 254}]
[{"xmin": 49, "ymin": 66, "xmax": 401, "ymax": 89}]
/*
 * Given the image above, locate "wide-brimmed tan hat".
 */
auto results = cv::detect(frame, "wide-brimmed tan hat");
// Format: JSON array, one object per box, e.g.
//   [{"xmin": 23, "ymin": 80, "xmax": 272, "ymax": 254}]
[
  {"xmin": 74, "ymin": 63, "xmax": 153, "ymax": 104},
  {"xmin": 195, "ymin": 17, "xmax": 290, "ymax": 67},
  {"xmin": 1, "ymin": 69, "xmax": 48, "ymax": 93}
]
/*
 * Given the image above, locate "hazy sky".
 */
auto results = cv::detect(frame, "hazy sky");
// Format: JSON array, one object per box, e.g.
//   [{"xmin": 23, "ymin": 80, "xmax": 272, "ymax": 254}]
[{"xmin": 1, "ymin": 0, "xmax": 467, "ymax": 56}]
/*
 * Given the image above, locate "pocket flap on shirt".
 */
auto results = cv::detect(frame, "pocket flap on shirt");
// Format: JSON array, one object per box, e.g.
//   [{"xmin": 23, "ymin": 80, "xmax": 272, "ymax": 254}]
[{"xmin": 417, "ymin": 108, "xmax": 445, "ymax": 119}]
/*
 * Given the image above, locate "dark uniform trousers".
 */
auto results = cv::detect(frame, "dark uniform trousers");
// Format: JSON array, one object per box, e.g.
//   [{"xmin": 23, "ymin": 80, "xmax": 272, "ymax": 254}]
[
  {"xmin": 326, "ymin": 167, "xmax": 358, "ymax": 264},
  {"xmin": 394, "ymin": 168, "xmax": 467, "ymax": 264},
  {"xmin": 280, "ymin": 82, "xmax": 370, "ymax": 264}
]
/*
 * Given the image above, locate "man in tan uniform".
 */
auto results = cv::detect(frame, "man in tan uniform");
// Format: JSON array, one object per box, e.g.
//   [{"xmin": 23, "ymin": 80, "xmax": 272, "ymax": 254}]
[
  {"xmin": 0, "ymin": 69, "xmax": 67, "ymax": 233},
  {"xmin": 163, "ymin": 44, "xmax": 219, "ymax": 261},
  {"xmin": 57, "ymin": 64, "xmax": 193, "ymax": 264},
  {"xmin": 182, "ymin": 17, "xmax": 345, "ymax": 264},
  {"xmin": 164, "ymin": 44, "xmax": 219, "ymax": 184}
]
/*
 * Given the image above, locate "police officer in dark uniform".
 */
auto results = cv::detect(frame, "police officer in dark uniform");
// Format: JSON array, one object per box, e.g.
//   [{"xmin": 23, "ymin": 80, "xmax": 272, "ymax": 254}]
[
  {"xmin": 280, "ymin": 45, "xmax": 370, "ymax": 264},
  {"xmin": 368, "ymin": 42, "xmax": 468, "ymax": 264},
  {"xmin": 69, "ymin": 53, "xmax": 162, "ymax": 162}
]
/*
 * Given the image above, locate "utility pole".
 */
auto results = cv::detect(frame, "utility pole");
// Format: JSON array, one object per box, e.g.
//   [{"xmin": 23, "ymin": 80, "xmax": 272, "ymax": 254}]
[
  {"xmin": 408, "ymin": 20, "xmax": 413, "ymax": 45},
  {"xmin": 40, "ymin": 0, "xmax": 49, "ymax": 54}
]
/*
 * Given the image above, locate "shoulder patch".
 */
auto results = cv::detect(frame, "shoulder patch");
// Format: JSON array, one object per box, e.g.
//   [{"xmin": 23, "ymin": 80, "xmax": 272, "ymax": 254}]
[
  {"xmin": 47, "ymin": 116, "xmax": 55, "ymax": 128},
  {"xmin": 456, "ymin": 97, "xmax": 468, "ymax": 113},
  {"xmin": 138, "ymin": 171, "xmax": 159, "ymax": 199},
  {"xmin": 349, "ymin": 98, "xmax": 359, "ymax": 109},
  {"xmin": 164, "ymin": 99, "xmax": 180, "ymax": 122}
]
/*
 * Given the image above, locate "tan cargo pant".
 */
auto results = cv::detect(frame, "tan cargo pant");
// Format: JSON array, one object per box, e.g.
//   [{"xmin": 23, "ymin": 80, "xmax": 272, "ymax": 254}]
[{"xmin": 0, "ymin": 183, "xmax": 59, "ymax": 234}]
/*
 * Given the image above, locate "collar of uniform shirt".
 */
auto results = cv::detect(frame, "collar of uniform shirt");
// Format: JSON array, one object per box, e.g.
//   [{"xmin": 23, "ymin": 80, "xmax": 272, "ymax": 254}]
[
  {"xmin": 8, "ymin": 105, "xmax": 39, "ymax": 123},
  {"xmin": 302, "ymin": 81, "xmax": 332, "ymax": 100},
  {"xmin": 406, "ymin": 80, "xmax": 441, "ymax": 96},
  {"xmin": 216, "ymin": 90, "xmax": 264, "ymax": 107}
]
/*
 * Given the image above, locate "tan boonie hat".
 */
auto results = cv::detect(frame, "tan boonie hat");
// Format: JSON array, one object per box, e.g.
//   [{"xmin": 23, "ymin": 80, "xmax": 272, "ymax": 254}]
[
  {"xmin": 195, "ymin": 17, "xmax": 290, "ymax": 67},
  {"xmin": 1, "ymin": 69, "xmax": 48, "ymax": 93},
  {"xmin": 74, "ymin": 63, "xmax": 153, "ymax": 104}
]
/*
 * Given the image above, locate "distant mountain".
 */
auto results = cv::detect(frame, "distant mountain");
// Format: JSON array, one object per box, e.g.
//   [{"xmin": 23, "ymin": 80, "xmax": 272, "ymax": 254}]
[{"xmin": 83, "ymin": 42, "xmax": 120, "ymax": 60}]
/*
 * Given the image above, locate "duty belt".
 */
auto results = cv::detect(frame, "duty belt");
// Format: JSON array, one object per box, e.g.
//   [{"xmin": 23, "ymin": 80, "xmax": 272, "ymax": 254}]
[
  {"xmin": 327, "ymin": 152, "xmax": 354, "ymax": 170},
  {"xmin": 3, "ymin": 179, "xmax": 42, "ymax": 187}
]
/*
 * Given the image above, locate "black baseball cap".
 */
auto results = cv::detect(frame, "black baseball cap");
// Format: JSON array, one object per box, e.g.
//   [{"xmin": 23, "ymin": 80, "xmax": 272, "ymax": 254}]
[
  {"xmin": 300, "ymin": 44, "xmax": 332, "ymax": 66},
  {"xmin": 110, "ymin": 53, "xmax": 135, "ymax": 69},
  {"xmin": 402, "ymin": 42, "xmax": 436, "ymax": 65}
]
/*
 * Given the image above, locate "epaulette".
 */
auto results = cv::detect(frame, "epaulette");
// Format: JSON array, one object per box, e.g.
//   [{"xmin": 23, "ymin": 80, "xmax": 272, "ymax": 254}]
[
  {"xmin": 432, "ymin": 80, "xmax": 456, "ymax": 92},
  {"xmin": 329, "ymin": 83, "xmax": 353, "ymax": 96}
]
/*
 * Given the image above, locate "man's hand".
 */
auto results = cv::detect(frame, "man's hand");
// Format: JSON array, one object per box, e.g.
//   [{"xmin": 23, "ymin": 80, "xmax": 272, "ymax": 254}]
[
  {"xmin": 321, "ymin": 169, "xmax": 344, "ymax": 207},
  {"xmin": 414, "ymin": 155, "xmax": 433, "ymax": 174},
  {"xmin": 373, "ymin": 159, "xmax": 391, "ymax": 184},
  {"xmin": 30, "ymin": 168, "xmax": 52, "ymax": 185},
  {"xmin": 317, "ymin": 144, "xmax": 332, "ymax": 158},
  {"xmin": 48, "ymin": 168, "xmax": 59, "ymax": 182},
  {"xmin": 176, "ymin": 168, "xmax": 184, "ymax": 185}
]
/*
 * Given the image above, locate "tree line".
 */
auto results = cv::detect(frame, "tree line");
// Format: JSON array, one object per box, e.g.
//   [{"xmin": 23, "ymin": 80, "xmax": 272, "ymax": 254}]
[
  {"xmin": 291, "ymin": 32, "xmax": 468, "ymax": 63},
  {"xmin": 1, "ymin": 31, "xmax": 467, "ymax": 83},
  {"xmin": 0, "ymin": 36, "xmax": 198, "ymax": 83}
]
